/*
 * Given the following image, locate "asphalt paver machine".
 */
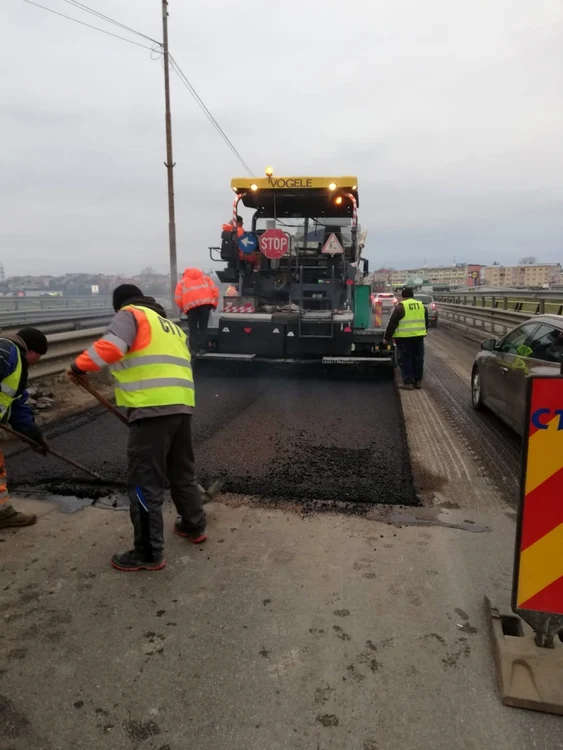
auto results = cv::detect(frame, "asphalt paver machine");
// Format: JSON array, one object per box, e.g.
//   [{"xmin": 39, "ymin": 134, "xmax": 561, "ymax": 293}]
[{"xmin": 206, "ymin": 171, "xmax": 395, "ymax": 370}]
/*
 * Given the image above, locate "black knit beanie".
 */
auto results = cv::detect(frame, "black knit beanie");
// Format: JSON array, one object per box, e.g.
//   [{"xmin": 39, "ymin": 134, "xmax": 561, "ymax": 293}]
[
  {"xmin": 17, "ymin": 327, "xmax": 48, "ymax": 355},
  {"xmin": 112, "ymin": 284, "xmax": 143, "ymax": 311}
]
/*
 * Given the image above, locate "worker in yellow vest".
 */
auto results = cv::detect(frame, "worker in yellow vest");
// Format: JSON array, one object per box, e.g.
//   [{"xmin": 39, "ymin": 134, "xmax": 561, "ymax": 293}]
[
  {"xmin": 383, "ymin": 287, "xmax": 429, "ymax": 390},
  {"xmin": 67, "ymin": 284, "xmax": 206, "ymax": 572},
  {"xmin": 0, "ymin": 328, "xmax": 49, "ymax": 529}
]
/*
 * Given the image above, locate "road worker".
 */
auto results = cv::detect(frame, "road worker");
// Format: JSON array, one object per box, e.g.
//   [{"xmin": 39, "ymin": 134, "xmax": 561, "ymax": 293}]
[
  {"xmin": 67, "ymin": 284, "xmax": 206, "ymax": 572},
  {"xmin": 383, "ymin": 287, "xmax": 429, "ymax": 390},
  {"xmin": 175, "ymin": 269, "xmax": 219, "ymax": 354},
  {"xmin": 222, "ymin": 215, "xmax": 245, "ymax": 238},
  {"xmin": 225, "ymin": 285, "xmax": 238, "ymax": 297},
  {"xmin": 0, "ymin": 328, "xmax": 49, "ymax": 529}
]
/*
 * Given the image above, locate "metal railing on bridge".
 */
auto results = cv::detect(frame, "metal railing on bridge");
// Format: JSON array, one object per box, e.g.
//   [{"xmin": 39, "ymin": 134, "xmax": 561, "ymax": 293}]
[
  {"xmin": 0, "ymin": 295, "xmax": 112, "ymax": 312},
  {"xmin": 0, "ymin": 296, "xmax": 172, "ymax": 334},
  {"xmin": 0, "ymin": 307, "xmax": 115, "ymax": 334},
  {"xmin": 434, "ymin": 291, "xmax": 563, "ymax": 317}
]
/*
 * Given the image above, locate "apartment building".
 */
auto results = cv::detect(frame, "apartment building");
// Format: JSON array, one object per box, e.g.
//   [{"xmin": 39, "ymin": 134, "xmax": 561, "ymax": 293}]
[
  {"xmin": 482, "ymin": 263, "xmax": 561, "ymax": 288},
  {"xmin": 390, "ymin": 264, "xmax": 482, "ymax": 289}
]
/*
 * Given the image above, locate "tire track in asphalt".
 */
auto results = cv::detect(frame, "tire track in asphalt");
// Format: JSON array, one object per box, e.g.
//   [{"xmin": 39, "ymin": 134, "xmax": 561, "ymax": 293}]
[{"xmin": 424, "ymin": 347, "xmax": 520, "ymax": 506}]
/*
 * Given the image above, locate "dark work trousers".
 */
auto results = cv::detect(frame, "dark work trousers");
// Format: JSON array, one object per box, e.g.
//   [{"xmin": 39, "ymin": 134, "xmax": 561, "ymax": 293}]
[
  {"xmin": 396, "ymin": 337, "xmax": 425, "ymax": 385},
  {"xmin": 127, "ymin": 414, "xmax": 206, "ymax": 561},
  {"xmin": 186, "ymin": 304, "xmax": 213, "ymax": 353}
]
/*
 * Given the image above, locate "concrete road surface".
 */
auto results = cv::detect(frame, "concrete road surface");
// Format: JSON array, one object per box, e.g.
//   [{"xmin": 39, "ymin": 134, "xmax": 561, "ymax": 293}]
[
  {"xmin": 1, "ymin": 498, "xmax": 559, "ymax": 750},
  {"xmin": 1, "ymin": 326, "xmax": 561, "ymax": 749}
]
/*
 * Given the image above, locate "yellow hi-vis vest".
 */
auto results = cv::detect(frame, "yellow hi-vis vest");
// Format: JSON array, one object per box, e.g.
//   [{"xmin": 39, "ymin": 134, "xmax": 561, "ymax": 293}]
[
  {"xmin": 0, "ymin": 340, "xmax": 22, "ymax": 421},
  {"xmin": 394, "ymin": 299, "xmax": 427, "ymax": 338},
  {"xmin": 111, "ymin": 306, "xmax": 195, "ymax": 409}
]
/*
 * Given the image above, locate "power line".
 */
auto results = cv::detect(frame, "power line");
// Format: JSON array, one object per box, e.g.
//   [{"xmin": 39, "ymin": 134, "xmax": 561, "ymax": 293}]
[
  {"xmin": 169, "ymin": 55, "xmax": 253, "ymax": 176},
  {"xmin": 21, "ymin": 0, "xmax": 254, "ymax": 175},
  {"xmin": 21, "ymin": 0, "xmax": 158, "ymax": 51},
  {"xmin": 61, "ymin": 0, "xmax": 160, "ymax": 46}
]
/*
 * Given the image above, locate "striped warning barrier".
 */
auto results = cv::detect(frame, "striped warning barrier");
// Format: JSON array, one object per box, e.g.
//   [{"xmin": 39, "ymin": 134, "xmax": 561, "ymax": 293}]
[
  {"xmin": 374, "ymin": 300, "xmax": 382, "ymax": 328},
  {"xmin": 513, "ymin": 375, "xmax": 563, "ymax": 645},
  {"xmin": 223, "ymin": 302, "xmax": 256, "ymax": 313}
]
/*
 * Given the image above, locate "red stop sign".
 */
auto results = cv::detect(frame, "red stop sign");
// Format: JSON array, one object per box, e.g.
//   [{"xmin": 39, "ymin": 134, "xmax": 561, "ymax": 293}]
[{"xmin": 259, "ymin": 228, "xmax": 289, "ymax": 259}]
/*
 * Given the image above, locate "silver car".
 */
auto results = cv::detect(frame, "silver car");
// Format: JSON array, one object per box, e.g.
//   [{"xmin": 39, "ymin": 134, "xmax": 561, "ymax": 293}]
[{"xmin": 471, "ymin": 314, "xmax": 563, "ymax": 436}]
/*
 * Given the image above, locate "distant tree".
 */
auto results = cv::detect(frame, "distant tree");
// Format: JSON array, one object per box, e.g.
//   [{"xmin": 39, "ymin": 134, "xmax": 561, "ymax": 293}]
[
  {"xmin": 519, "ymin": 256, "xmax": 537, "ymax": 265},
  {"xmin": 492, "ymin": 261, "xmax": 500, "ymax": 265}
]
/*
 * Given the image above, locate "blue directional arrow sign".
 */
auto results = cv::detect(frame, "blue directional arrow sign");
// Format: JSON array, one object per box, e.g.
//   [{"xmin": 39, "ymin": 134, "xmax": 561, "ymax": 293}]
[{"xmin": 237, "ymin": 232, "xmax": 258, "ymax": 254}]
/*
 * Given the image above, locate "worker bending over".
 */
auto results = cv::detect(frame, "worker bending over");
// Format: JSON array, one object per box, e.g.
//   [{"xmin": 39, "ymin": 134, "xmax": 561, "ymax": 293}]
[
  {"xmin": 383, "ymin": 287, "xmax": 428, "ymax": 390},
  {"xmin": 0, "ymin": 328, "xmax": 49, "ymax": 529},
  {"xmin": 68, "ymin": 284, "xmax": 206, "ymax": 572},
  {"xmin": 175, "ymin": 268, "xmax": 219, "ymax": 354}
]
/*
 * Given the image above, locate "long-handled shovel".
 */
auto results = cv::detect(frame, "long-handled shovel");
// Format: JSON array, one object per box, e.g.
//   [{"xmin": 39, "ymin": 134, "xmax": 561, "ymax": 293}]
[{"xmin": 0, "ymin": 422, "xmax": 105, "ymax": 481}]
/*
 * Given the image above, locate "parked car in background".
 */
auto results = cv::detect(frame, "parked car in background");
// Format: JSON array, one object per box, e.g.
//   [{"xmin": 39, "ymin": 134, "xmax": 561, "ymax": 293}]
[
  {"xmin": 471, "ymin": 314, "xmax": 563, "ymax": 436},
  {"xmin": 414, "ymin": 293, "xmax": 438, "ymax": 327},
  {"xmin": 370, "ymin": 292, "xmax": 397, "ymax": 310}
]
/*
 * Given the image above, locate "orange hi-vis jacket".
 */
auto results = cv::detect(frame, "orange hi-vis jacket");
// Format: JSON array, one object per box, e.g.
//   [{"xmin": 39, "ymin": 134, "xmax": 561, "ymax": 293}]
[
  {"xmin": 222, "ymin": 222, "xmax": 244, "ymax": 237},
  {"xmin": 174, "ymin": 269, "xmax": 219, "ymax": 314},
  {"xmin": 75, "ymin": 305, "xmax": 161, "ymax": 374}
]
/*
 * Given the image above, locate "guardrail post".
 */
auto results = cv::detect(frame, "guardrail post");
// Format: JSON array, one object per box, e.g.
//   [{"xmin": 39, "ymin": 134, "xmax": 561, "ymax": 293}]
[
  {"xmin": 503, "ymin": 297, "xmax": 508, "ymax": 310},
  {"xmin": 539, "ymin": 299, "xmax": 545, "ymax": 314}
]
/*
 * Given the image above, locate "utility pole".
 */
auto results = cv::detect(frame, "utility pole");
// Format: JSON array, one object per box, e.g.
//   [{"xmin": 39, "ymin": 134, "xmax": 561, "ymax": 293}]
[{"xmin": 162, "ymin": 0, "xmax": 177, "ymax": 306}]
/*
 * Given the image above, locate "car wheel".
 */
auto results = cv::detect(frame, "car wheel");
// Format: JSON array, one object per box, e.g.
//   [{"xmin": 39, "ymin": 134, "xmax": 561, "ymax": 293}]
[{"xmin": 471, "ymin": 367, "xmax": 484, "ymax": 410}]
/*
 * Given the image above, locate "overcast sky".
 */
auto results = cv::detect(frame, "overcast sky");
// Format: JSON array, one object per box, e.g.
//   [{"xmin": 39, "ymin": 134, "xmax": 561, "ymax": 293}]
[{"xmin": 2, "ymin": 0, "xmax": 563, "ymax": 277}]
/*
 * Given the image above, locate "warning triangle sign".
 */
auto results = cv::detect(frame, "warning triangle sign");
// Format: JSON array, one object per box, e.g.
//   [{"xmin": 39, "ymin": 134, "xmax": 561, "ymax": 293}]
[{"xmin": 322, "ymin": 233, "xmax": 344, "ymax": 254}]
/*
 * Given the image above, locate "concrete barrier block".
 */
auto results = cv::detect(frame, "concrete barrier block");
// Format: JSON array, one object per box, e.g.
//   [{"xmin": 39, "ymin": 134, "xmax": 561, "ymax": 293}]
[{"xmin": 485, "ymin": 596, "xmax": 563, "ymax": 715}]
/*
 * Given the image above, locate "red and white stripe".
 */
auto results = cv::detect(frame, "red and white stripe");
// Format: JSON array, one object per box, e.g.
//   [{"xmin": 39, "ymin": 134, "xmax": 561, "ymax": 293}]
[
  {"xmin": 345, "ymin": 193, "xmax": 357, "ymax": 228},
  {"xmin": 223, "ymin": 302, "xmax": 256, "ymax": 313}
]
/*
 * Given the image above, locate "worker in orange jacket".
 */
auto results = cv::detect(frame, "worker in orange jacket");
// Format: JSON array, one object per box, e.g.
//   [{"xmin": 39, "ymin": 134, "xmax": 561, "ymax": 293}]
[
  {"xmin": 175, "ymin": 269, "xmax": 219, "ymax": 354},
  {"xmin": 222, "ymin": 215, "xmax": 245, "ymax": 238}
]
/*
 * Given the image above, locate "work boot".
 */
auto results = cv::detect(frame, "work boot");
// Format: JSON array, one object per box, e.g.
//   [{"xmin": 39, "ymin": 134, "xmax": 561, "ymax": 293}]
[
  {"xmin": 414, "ymin": 382, "xmax": 423, "ymax": 390},
  {"xmin": 111, "ymin": 550, "xmax": 166, "ymax": 572},
  {"xmin": 0, "ymin": 507, "xmax": 37, "ymax": 529},
  {"xmin": 174, "ymin": 519, "xmax": 208, "ymax": 544},
  {"xmin": 398, "ymin": 383, "xmax": 414, "ymax": 391}
]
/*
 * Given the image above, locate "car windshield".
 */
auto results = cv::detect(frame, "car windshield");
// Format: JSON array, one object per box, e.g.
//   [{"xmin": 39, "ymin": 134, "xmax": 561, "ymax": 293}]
[{"xmin": 415, "ymin": 295, "xmax": 433, "ymax": 304}]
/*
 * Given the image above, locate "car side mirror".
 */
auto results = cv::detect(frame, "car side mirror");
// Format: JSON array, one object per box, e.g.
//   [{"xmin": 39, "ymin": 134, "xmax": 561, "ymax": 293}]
[{"xmin": 481, "ymin": 338, "xmax": 498, "ymax": 351}]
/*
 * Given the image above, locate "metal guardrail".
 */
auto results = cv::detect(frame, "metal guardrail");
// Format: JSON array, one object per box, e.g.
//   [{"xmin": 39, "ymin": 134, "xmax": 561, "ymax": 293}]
[
  {"xmin": 28, "ymin": 328, "xmax": 105, "ymax": 381},
  {"xmin": 1, "ymin": 297, "xmax": 172, "ymax": 334},
  {"xmin": 437, "ymin": 303, "xmax": 540, "ymax": 338},
  {"xmin": 435, "ymin": 292, "xmax": 563, "ymax": 316},
  {"xmin": 0, "ymin": 296, "xmax": 112, "ymax": 312},
  {"xmin": 1, "ymin": 307, "xmax": 114, "ymax": 333}
]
